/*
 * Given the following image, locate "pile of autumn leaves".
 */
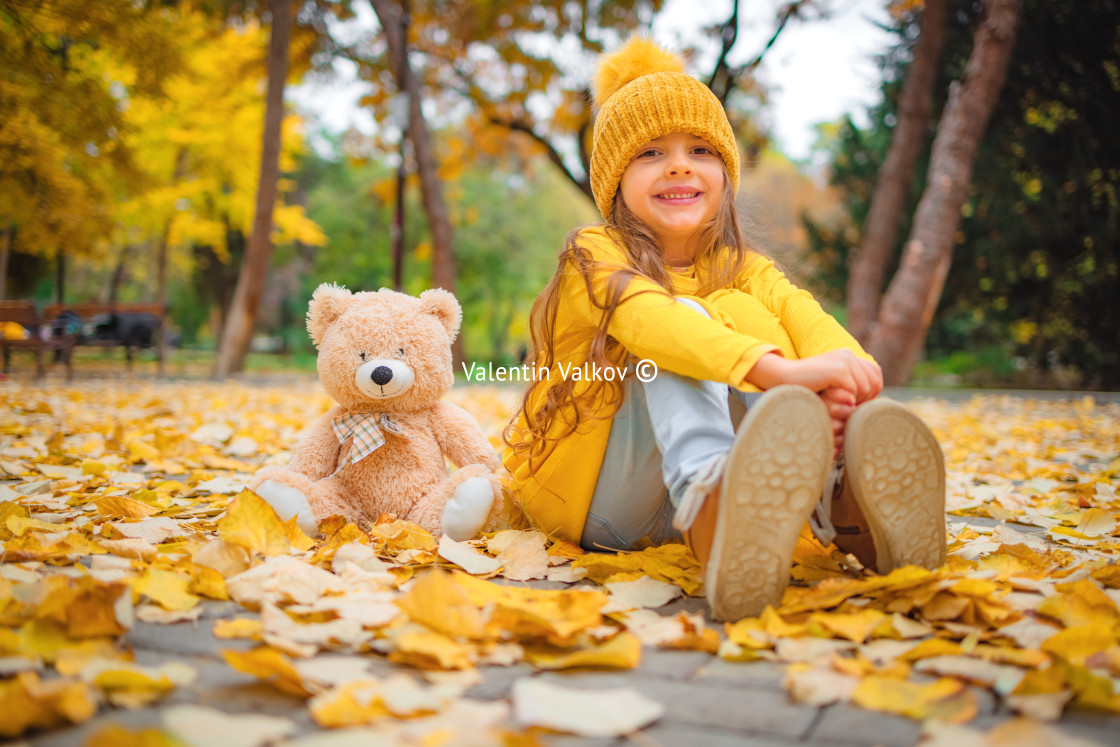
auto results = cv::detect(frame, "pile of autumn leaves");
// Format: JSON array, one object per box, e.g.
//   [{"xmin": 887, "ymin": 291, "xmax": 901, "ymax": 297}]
[{"xmin": 0, "ymin": 381, "xmax": 1118, "ymax": 745}]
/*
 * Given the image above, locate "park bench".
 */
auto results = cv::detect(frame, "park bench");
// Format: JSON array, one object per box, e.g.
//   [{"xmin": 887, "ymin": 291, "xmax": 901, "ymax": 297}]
[
  {"xmin": 0, "ymin": 300, "xmax": 76, "ymax": 379},
  {"xmin": 43, "ymin": 302, "xmax": 167, "ymax": 372}
]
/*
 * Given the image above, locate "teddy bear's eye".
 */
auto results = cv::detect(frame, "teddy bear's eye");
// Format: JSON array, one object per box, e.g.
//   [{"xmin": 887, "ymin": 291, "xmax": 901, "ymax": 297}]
[
  {"xmin": 359, "ymin": 351, "xmax": 367, "ymax": 361},
  {"xmin": 396, "ymin": 348, "xmax": 405, "ymax": 357}
]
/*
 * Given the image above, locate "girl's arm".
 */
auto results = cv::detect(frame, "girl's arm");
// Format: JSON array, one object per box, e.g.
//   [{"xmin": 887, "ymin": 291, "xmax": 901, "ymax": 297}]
[
  {"xmin": 564, "ymin": 230, "xmax": 781, "ymax": 390},
  {"xmin": 737, "ymin": 257, "xmax": 871, "ymax": 362}
]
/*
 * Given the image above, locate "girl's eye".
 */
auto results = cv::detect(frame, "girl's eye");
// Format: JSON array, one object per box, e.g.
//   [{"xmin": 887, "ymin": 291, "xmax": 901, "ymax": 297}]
[
  {"xmin": 693, "ymin": 146, "xmax": 714, "ymax": 155},
  {"xmin": 636, "ymin": 149, "xmax": 659, "ymax": 158}
]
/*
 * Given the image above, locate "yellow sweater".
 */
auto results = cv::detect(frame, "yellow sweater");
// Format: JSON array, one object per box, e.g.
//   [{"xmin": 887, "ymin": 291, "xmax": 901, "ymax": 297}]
[{"xmin": 502, "ymin": 226, "xmax": 871, "ymax": 543}]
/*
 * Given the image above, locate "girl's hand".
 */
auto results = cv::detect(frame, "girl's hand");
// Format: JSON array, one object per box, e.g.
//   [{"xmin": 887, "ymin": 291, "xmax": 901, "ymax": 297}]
[
  {"xmin": 820, "ymin": 386, "xmax": 856, "ymax": 457},
  {"xmin": 748, "ymin": 350, "xmax": 884, "ymax": 403}
]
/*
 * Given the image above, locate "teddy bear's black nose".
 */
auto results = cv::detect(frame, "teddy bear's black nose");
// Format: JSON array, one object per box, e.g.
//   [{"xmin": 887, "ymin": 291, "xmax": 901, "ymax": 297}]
[{"xmin": 371, "ymin": 366, "xmax": 394, "ymax": 386}]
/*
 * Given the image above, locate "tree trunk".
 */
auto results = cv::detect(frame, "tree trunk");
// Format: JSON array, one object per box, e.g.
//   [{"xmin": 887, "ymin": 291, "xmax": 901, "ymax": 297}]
[
  {"xmin": 0, "ymin": 218, "xmax": 11, "ymax": 301},
  {"xmin": 213, "ymin": 0, "xmax": 291, "ymax": 377},
  {"xmin": 154, "ymin": 150, "xmax": 187, "ymax": 377},
  {"xmin": 868, "ymin": 0, "xmax": 1020, "ymax": 385},
  {"xmin": 195, "ymin": 235, "xmax": 243, "ymax": 343},
  {"xmin": 55, "ymin": 249, "xmax": 65, "ymax": 304},
  {"xmin": 391, "ymin": 134, "xmax": 407, "ymax": 291},
  {"xmin": 108, "ymin": 246, "xmax": 129, "ymax": 304},
  {"xmin": 371, "ymin": 0, "xmax": 463, "ymax": 365},
  {"xmin": 155, "ymin": 229, "xmax": 170, "ymax": 376},
  {"xmin": 846, "ymin": 0, "xmax": 949, "ymax": 343}
]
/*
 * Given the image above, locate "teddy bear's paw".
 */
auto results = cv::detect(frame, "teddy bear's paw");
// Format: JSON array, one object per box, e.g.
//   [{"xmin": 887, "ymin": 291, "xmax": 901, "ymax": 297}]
[
  {"xmin": 441, "ymin": 476, "xmax": 495, "ymax": 541},
  {"xmin": 255, "ymin": 479, "xmax": 319, "ymax": 536}
]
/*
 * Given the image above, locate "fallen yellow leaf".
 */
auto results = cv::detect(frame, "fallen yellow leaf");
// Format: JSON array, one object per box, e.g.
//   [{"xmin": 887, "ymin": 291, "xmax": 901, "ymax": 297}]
[
  {"xmin": 308, "ymin": 680, "xmax": 390, "ymax": 727},
  {"xmin": 394, "ymin": 569, "xmax": 488, "ymax": 640},
  {"xmin": 221, "ymin": 646, "xmax": 313, "ymax": 697},
  {"xmin": 525, "ymin": 631, "xmax": 641, "ymax": 670},
  {"xmin": 218, "ymin": 490, "xmax": 291, "ymax": 556},
  {"xmin": 133, "ymin": 569, "xmax": 200, "ymax": 611},
  {"xmin": 0, "ymin": 671, "xmax": 98, "ymax": 737},
  {"xmin": 852, "ymin": 675, "xmax": 977, "ymax": 723}
]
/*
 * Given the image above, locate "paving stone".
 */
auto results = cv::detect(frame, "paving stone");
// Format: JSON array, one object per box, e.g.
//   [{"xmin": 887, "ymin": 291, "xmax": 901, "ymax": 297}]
[
  {"xmin": 28, "ymin": 707, "xmax": 166, "ymax": 747},
  {"xmin": 968, "ymin": 684, "xmax": 999, "ymax": 716},
  {"xmin": 690, "ymin": 657, "xmax": 788, "ymax": 687},
  {"xmin": 197, "ymin": 600, "xmax": 245, "ymax": 619},
  {"xmin": 810, "ymin": 703, "xmax": 921, "ymax": 747},
  {"xmin": 639, "ymin": 724, "xmax": 803, "ymax": 746},
  {"xmin": 1036, "ymin": 709, "xmax": 1116, "ymax": 745},
  {"xmin": 130, "ymin": 650, "xmax": 256, "ymax": 696},
  {"xmin": 634, "ymin": 648, "xmax": 712, "ymax": 679},
  {"xmin": 538, "ymin": 671, "xmax": 818, "ymax": 738},
  {"xmin": 465, "ymin": 663, "xmax": 536, "ymax": 700},
  {"xmin": 656, "ymin": 594, "xmax": 711, "ymax": 618},
  {"xmin": 540, "ymin": 735, "xmax": 620, "ymax": 747},
  {"xmin": 124, "ymin": 616, "xmax": 258, "ymax": 657}
]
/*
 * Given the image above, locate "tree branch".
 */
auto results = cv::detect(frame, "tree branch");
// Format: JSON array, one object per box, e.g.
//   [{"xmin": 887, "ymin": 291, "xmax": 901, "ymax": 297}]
[
  {"xmin": 705, "ymin": 0, "xmax": 740, "ymax": 102},
  {"xmin": 490, "ymin": 115, "xmax": 594, "ymax": 202},
  {"xmin": 711, "ymin": 0, "xmax": 814, "ymax": 105}
]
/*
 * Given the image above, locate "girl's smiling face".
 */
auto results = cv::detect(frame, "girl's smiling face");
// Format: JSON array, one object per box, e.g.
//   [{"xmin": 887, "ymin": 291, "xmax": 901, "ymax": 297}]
[{"xmin": 618, "ymin": 131, "xmax": 725, "ymax": 263}]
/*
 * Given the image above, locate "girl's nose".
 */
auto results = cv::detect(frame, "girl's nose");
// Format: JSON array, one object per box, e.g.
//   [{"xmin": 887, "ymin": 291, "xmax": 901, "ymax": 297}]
[{"xmin": 666, "ymin": 150, "xmax": 692, "ymax": 176}]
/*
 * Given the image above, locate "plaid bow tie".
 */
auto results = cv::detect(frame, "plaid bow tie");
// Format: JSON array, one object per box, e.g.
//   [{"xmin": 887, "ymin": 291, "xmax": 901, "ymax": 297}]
[{"xmin": 328, "ymin": 412, "xmax": 409, "ymax": 477}]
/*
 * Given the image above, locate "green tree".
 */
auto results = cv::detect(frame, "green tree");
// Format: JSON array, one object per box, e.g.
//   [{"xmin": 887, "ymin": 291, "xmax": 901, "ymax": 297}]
[{"xmin": 809, "ymin": 0, "xmax": 1120, "ymax": 388}]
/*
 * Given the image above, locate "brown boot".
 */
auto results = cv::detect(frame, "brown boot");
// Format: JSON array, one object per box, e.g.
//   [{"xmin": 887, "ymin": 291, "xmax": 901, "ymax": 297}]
[
  {"xmin": 685, "ymin": 385, "xmax": 833, "ymax": 622},
  {"xmin": 828, "ymin": 467, "xmax": 878, "ymax": 569},
  {"xmin": 840, "ymin": 398, "xmax": 947, "ymax": 574}
]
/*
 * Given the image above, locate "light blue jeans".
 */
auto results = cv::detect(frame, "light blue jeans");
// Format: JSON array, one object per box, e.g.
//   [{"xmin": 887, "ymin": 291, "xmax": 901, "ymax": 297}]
[{"xmin": 580, "ymin": 298, "xmax": 760, "ymax": 551}]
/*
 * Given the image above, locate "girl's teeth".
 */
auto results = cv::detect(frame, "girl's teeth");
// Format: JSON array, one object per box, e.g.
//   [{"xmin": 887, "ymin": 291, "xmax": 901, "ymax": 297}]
[{"xmin": 660, "ymin": 193, "xmax": 698, "ymax": 199}]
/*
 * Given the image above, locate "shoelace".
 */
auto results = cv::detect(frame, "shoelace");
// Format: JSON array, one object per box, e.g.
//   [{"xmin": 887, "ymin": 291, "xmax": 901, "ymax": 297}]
[
  {"xmin": 808, "ymin": 456, "xmax": 844, "ymax": 546},
  {"xmin": 671, "ymin": 453, "xmax": 727, "ymax": 532}
]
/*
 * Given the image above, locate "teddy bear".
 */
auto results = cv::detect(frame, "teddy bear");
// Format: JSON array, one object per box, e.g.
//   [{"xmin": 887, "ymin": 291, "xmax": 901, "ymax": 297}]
[{"xmin": 249, "ymin": 283, "xmax": 505, "ymax": 541}]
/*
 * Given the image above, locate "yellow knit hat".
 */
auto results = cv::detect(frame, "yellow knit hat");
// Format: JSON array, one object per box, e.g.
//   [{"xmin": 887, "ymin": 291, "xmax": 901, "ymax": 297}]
[{"xmin": 589, "ymin": 37, "xmax": 741, "ymax": 220}]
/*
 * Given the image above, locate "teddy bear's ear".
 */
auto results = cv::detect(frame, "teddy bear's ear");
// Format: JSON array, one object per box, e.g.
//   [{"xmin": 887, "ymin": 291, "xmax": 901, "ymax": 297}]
[
  {"xmin": 307, "ymin": 283, "xmax": 353, "ymax": 348},
  {"xmin": 419, "ymin": 288, "xmax": 462, "ymax": 342}
]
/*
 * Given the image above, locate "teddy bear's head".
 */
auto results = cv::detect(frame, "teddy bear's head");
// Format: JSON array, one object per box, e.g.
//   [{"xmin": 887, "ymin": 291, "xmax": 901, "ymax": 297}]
[{"xmin": 306, "ymin": 284, "xmax": 461, "ymax": 412}]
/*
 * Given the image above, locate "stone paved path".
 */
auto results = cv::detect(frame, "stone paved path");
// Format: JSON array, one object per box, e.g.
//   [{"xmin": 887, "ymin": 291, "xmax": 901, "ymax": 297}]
[
  {"xmin": 21, "ymin": 513, "xmax": 1117, "ymax": 747},
  {"xmin": 13, "ymin": 387, "xmax": 1120, "ymax": 746}
]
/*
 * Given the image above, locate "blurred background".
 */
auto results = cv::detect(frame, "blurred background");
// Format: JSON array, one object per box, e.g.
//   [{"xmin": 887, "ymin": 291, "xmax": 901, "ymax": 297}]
[{"xmin": 1, "ymin": 0, "xmax": 1116, "ymax": 389}]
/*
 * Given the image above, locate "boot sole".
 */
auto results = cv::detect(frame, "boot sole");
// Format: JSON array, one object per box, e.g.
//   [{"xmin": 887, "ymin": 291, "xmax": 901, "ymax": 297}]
[
  {"xmin": 843, "ymin": 399, "xmax": 946, "ymax": 573},
  {"xmin": 707, "ymin": 385, "xmax": 832, "ymax": 622}
]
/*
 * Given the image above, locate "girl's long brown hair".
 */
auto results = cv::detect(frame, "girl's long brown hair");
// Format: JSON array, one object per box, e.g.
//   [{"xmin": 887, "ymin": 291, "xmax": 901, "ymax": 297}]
[{"xmin": 504, "ymin": 167, "xmax": 764, "ymax": 466}]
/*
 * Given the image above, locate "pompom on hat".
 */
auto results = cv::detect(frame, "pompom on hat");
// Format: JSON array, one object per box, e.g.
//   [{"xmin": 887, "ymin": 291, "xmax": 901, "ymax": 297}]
[{"xmin": 589, "ymin": 37, "xmax": 741, "ymax": 220}]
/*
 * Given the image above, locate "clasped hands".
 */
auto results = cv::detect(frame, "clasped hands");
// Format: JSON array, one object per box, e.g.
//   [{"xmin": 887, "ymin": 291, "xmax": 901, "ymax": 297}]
[{"xmin": 747, "ymin": 349, "xmax": 885, "ymax": 456}]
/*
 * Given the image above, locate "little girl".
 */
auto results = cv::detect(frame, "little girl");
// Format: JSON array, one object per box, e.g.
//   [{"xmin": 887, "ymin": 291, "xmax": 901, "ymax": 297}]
[{"xmin": 502, "ymin": 38, "xmax": 946, "ymax": 622}]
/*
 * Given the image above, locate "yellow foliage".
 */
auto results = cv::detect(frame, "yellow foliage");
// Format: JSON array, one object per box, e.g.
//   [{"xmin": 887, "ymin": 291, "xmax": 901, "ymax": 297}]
[
  {"xmin": 571, "ymin": 543, "xmax": 702, "ymax": 596},
  {"xmin": 221, "ymin": 646, "xmax": 313, "ymax": 698},
  {"xmin": 369, "ymin": 518, "xmax": 438, "ymax": 556},
  {"xmin": 309, "ymin": 680, "xmax": 390, "ymax": 727},
  {"xmin": 525, "ymin": 631, "xmax": 642, "ymax": 670},
  {"xmin": 388, "ymin": 629, "xmax": 477, "ymax": 671},
  {"xmin": 2, "ymin": 382, "xmax": 1120, "ymax": 738},
  {"xmin": 218, "ymin": 490, "xmax": 291, "ymax": 556},
  {"xmin": 133, "ymin": 569, "xmax": 200, "ymax": 611},
  {"xmin": 0, "ymin": 671, "xmax": 98, "ymax": 738},
  {"xmin": 85, "ymin": 725, "xmax": 181, "ymax": 747},
  {"xmin": 96, "ymin": 495, "xmax": 161, "ymax": 520},
  {"xmin": 852, "ymin": 676, "xmax": 977, "ymax": 723},
  {"xmin": 213, "ymin": 618, "xmax": 264, "ymax": 640}
]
